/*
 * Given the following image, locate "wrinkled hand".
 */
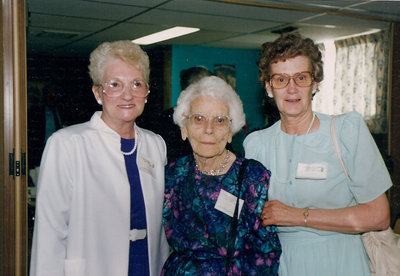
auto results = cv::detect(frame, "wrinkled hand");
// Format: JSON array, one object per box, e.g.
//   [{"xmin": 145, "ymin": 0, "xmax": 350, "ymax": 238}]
[{"xmin": 261, "ymin": 200, "xmax": 302, "ymax": 227}]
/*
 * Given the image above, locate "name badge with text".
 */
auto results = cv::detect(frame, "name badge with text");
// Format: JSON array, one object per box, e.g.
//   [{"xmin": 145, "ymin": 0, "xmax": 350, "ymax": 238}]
[
  {"xmin": 214, "ymin": 189, "xmax": 244, "ymax": 218},
  {"xmin": 296, "ymin": 163, "xmax": 328, "ymax": 179}
]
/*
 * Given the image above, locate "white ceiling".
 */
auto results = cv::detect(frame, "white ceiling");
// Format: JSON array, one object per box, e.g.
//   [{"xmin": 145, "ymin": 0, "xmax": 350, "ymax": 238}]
[{"xmin": 26, "ymin": 0, "xmax": 400, "ymax": 57}]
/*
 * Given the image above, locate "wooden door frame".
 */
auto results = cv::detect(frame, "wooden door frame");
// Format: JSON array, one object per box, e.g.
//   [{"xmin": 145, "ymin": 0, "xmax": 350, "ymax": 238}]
[{"xmin": 0, "ymin": 0, "xmax": 28, "ymax": 275}]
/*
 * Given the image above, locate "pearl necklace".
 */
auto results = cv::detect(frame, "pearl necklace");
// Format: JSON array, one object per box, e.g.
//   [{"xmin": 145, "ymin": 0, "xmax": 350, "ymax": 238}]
[
  {"xmin": 195, "ymin": 150, "xmax": 231, "ymax": 176},
  {"xmin": 121, "ymin": 128, "xmax": 138, "ymax": 156}
]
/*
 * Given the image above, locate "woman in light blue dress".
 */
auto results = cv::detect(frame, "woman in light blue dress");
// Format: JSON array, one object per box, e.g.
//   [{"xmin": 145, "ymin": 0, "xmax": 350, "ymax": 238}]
[{"xmin": 244, "ymin": 33, "xmax": 392, "ymax": 276}]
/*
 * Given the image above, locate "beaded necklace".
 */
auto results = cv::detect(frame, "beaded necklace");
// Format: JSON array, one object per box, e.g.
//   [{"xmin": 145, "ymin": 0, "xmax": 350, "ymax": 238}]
[
  {"xmin": 121, "ymin": 128, "xmax": 138, "ymax": 155},
  {"xmin": 195, "ymin": 150, "xmax": 231, "ymax": 176}
]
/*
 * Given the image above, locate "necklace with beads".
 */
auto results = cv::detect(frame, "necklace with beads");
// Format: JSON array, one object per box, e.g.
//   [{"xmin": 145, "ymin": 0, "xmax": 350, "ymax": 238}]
[
  {"xmin": 195, "ymin": 150, "xmax": 231, "ymax": 176},
  {"xmin": 121, "ymin": 127, "xmax": 138, "ymax": 155}
]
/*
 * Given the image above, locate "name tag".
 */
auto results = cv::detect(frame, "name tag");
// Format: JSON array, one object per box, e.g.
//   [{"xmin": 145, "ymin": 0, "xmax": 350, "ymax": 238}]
[
  {"xmin": 296, "ymin": 163, "xmax": 328, "ymax": 179},
  {"xmin": 138, "ymin": 157, "xmax": 155, "ymax": 176},
  {"xmin": 214, "ymin": 189, "xmax": 244, "ymax": 218}
]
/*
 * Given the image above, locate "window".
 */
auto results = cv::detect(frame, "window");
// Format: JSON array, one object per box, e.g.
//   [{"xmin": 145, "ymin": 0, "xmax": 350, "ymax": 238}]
[{"xmin": 313, "ymin": 31, "xmax": 390, "ymax": 133}]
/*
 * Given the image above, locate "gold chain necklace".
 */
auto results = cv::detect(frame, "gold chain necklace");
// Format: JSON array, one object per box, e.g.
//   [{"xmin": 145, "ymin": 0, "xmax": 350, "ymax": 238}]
[{"xmin": 195, "ymin": 150, "xmax": 231, "ymax": 176}]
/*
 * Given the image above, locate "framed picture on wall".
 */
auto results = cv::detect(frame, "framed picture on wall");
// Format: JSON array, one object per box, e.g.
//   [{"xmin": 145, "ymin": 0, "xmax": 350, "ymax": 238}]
[{"xmin": 214, "ymin": 64, "xmax": 236, "ymax": 90}]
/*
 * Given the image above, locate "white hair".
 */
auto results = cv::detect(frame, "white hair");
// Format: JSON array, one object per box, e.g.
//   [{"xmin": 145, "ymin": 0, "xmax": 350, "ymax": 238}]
[{"xmin": 173, "ymin": 76, "xmax": 246, "ymax": 134}]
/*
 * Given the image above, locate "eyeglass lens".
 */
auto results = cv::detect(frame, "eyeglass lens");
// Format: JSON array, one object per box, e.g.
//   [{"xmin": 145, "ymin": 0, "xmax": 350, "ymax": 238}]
[
  {"xmin": 270, "ymin": 71, "xmax": 312, "ymax": 88},
  {"xmin": 188, "ymin": 114, "xmax": 231, "ymax": 129},
  {"xmin": 103, "ymin": 79, "xmax": 149, "ymax": 97}
]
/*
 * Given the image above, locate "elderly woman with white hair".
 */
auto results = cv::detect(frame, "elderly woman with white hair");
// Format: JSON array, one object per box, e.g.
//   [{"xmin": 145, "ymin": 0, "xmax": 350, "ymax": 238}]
[{"xmin": 161, "ymin": 76, "xmax": 281, "ymax": 275}]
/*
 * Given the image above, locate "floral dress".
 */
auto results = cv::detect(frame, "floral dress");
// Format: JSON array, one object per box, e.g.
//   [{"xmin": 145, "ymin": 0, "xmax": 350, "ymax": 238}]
[{"xmin": 162, "ymin": 154, "xmax": 281, "ymax": 275}]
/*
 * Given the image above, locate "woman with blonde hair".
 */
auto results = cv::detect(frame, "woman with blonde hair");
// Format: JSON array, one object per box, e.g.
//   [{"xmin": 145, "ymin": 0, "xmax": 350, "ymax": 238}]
[{"xmin": 30, "ymin": 40, "xmax": 169, "ymax": 276}]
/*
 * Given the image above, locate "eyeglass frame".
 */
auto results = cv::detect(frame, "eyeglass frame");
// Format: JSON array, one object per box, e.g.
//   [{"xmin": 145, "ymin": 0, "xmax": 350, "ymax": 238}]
[
  {"xmin": 269, "ymin": 71, "xmax": 314, "ymax": 89},
  {"xmin": 100, "ymin": 79, "xmax": 150, "ymax": 98},
  {"xmin": 185, "ymin": 113, "xmax": 232, "ymax": 130}
]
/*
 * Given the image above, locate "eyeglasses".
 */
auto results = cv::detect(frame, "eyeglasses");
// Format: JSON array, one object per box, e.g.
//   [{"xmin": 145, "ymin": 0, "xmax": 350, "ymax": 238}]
[
  {"xmin": 270, "ymin": 71, "xmax": 313, "ymax": 89},
  {"xmin": 186, "ymin": 113, "xmax": 231, "ymax": 130},
  {"xmin": 101, "ymin": 79, "xmax": 150, "ymax": 98}
]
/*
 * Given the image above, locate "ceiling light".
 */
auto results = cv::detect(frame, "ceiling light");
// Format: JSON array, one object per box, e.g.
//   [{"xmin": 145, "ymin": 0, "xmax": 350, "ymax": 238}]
[{"xmin": 132, "ymin": 26, "xmax": 200, "ymax": 45}]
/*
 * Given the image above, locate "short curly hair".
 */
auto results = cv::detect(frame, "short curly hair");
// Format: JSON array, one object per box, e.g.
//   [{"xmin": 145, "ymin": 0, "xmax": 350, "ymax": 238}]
[
  {"xmin": 173, "ymin": 76, "xmax": 246, "ymax": 135},
  {"xmin": 258, "ymin": 33, "xmax": 323, "ymax": 84},
  {"xmin": 88, "ymin": 40, "xmax": 150, "ymax": 85}
]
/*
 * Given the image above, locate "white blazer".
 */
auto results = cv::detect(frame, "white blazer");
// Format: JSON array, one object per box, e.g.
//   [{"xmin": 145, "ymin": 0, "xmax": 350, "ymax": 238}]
[{"xmin": 30, "ymin": 112, "xmax": 169, "ymax": 276}]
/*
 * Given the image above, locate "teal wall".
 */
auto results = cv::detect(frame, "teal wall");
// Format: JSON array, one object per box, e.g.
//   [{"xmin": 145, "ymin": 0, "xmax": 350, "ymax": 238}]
[{"xmin": 170, "ymin": 45, "xmax": 265, "ymax": 132}]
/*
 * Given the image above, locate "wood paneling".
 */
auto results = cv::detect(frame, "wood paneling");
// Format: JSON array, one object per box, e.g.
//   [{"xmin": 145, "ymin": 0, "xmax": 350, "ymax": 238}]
[{"xmin": 0, "ymin": 0, "xmax": 28, "ymax": 275}]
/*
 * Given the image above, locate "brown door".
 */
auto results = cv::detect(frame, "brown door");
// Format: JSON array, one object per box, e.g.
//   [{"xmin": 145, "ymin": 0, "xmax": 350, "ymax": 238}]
[{"xmin": 0, "ymin": 1, "xmax": 28, "ymax": 275}]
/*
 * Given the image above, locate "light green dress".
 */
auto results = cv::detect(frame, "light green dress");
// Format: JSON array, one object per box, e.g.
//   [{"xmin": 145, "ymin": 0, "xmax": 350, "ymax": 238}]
[{"xmin": 244, "ymin": 111, "xmax": 392, "ymax": 276}]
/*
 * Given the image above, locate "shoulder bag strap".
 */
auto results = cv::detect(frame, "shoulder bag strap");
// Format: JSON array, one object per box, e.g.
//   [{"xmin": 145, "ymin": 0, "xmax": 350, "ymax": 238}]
[
  {"xmin": 330, "ymin": 115, "xmax": 350, "ymax": 180},
  {"xmin": 226, "ymin": 159, "xmax": 250, "ymax": 274}
]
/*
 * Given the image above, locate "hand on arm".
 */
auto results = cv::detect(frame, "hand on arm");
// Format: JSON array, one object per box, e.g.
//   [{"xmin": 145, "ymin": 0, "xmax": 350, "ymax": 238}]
[{"xmin": 262, "ymin": 194, "xmax": 390, "ymax": 234}]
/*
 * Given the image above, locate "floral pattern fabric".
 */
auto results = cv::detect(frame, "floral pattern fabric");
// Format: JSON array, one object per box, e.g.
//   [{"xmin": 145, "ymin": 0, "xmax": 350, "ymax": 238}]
[
  {"xmin": 313, "ymin": 31, "xmax": 390, "ymax": 134},
  {"xmin": 162, "ymin": 154, "xmax": 281, "ymax": 275}
]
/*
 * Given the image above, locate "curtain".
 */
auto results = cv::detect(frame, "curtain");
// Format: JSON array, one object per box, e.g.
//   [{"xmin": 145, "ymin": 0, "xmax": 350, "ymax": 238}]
[{"xmin": 314, "ymin": 31, "xmax": 390, "ymax": 134}]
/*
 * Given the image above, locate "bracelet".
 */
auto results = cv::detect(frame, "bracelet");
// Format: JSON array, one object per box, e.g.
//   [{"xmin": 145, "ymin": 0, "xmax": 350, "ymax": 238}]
[{"xmin": 303, "ymin": 207, "xmax": 310, "ymax": 227}]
